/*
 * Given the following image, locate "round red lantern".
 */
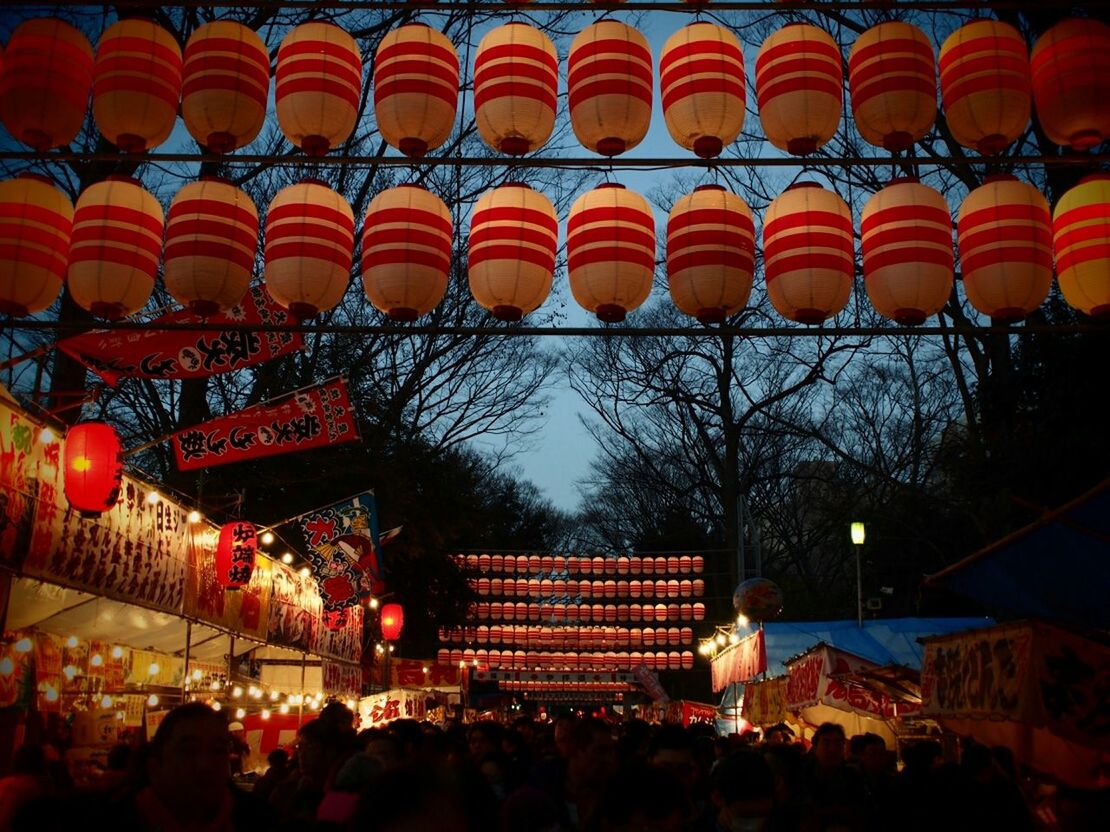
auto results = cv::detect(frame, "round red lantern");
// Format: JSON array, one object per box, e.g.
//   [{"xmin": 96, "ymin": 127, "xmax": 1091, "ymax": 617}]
[
  {"xmin": 1031, "ymin": 19, "xmax": 1110, "ymax": 151},
  {"xmin": 660, "ymin": 23, "xmax": 745, "ymax": 158},
  {"xmin": 374, "ymin": 24, "xmax": 459, "ymax": 158},
  {"xmin": 0, "ymin": 174, "xmax": 73, "ymax": 317},
  {"xmin": 92, "ymin": 19, "xmax": 182, "ymax": 153},
  {"xmin": 763, "ymin": 182, "xmax": 853, "ymax": 324},
  {"xmin": 68, "ymin": 176, "xmax": 163, "ymax": 320},
  {"xmin": 474, "ymin": 23, "xmax": 558, "ymax": 156},
  {"xmin": 693, "ymin": 579, "xmax": 705, "ymax": 596},
  {"xmin": 164, "ymin": 178, "xmax": 259, "ymax": 316},
  {"xmin": 681, "ymin": 651, "xmax": 694, "ymax": 670},
  {"xmin": 182, "ymin": 21, "xmax": 270, "ymax": 154},
  {"xmin": 1053, "ymin": 174, "xmax": 1110, "ymax": 319},
  {"xmin": 678, "ymin": 555, "xmax": 692, "ymax": 572},
  {"xmin": 566, "ymin": 183, "xmax": 655, "ymax": 323},
  {"xmin": 756, "ymin": 24, "xmax": 841, "ymax": 156},
  {"xmin": 0, "ymin": 19, "xmax": 93, "ymax": 152},
  {"xmin": 692, "ymin": 556, "xmax": 704, "ymax": 573},
  {"xmin": 693, "ymin": 602, "xmax": 706, "ymax": 620},
  {"xmin": 361, "ymin": 184, "xmax": 452, "ymax": 321},
  {"xmin": 215, "ymin": 521, "xmax": 257, "ymax": 589},
  {"xmin": 568, "ymin": 21, "xmax": 652, "ymax": 156},
  {"xmin": 380, "ymin": 603, "xmax": 404, "ymax": 641},
  {"xmin": 276, "ymin": 22, "xmax": 361, "ymax": 156},
  {"xmin": 848, "ymin": 22, "xmax": 936, "ymax": 151},
  {"xmin": 64, "ymin": 422, "xmax": 123, "ymax": 516},
  {"xmin": 939, "ymin": 21, "xmax": 1030, "ymax": 155}
]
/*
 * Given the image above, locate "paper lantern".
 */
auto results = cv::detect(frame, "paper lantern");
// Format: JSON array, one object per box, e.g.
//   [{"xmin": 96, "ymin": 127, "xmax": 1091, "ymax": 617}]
[
  {"xmin": 861, "ymin": 178, "xmax": 953, "ymax": 325},
  {"xmin": 567, "ymin": 21, "xmax": 652, "ymax": 156},
  {"xmin": 361, "ymin": 184, "xmax": 452, "ymax": 321},
  {"xmin": 0, "ymin": 19, "xmax": 93, "ymax": 151},
  {"xmin": 474, "ymin": 23, "xmax": 558, "ymax": 156},
  {"xmin": 182, "ymin": 21, "xmax": 270, "ymax": 153},
  {"xmin": 848, "ymin": 22, "xmax": 936, "ymax": 151},
  {"xmin": 63, "ymin": 422, "xmax": 123, "ymax": 516},
  {"xmin": 92, "ymin": 19, "xmax": 182, "ymax": 153},
  {"xmin": 380, "ymin": 603, "xmax": 404, "ymax": 641},
  {"xmin": 692, "ymin": 556, "xmax": 704, "ymax": 573},
  {"xmin": 1053, "ymin": 174, "xmax": 1110, "ymax": 319},
  {"xmin": 693, "ymin": 602, "xmax": 705, "ymax": 620},
  {"xmin": 68, "ymin": 176, "xmax": 163, "ymax": 320},
  {"xmin": 939, "ymin": 21, "xmax": 1030, "ymax": 155},
  {"xmin": 0, "ymin": 174, "xmax": 73, "ymax": 317},
  {"xmin": 681, "ymin": 652, "xmax": 694, "ymax": 670},
  {"xmin": 215, "ymin": 521, "xmax": 257, "ymax": 589},
  {"xmin": 276, "ymin": 22, "xmax": 361, "ymax": 155},
  {"xmin": 763, "ymin": 182, "xmax": 854, "ymax": 324},
  {"xmin": 374, "ymin": 24, "xmax": 459, "ymax": 158},
  {"xmin": 164, "ymin": 178, "xmax": 259, "ymax": 316},
  {"xmin": 956, "ymin": 175, "xmax": 1052, "ymax": 322},
  {"xmin": 659, "ymin": 23, "xmax": 745, "ymax": 158},
  {"xmin": 756, "ymin": 23, "xmax": 842, "ymax": 156},
  {"xmin": 1031, "ymin": 19, "xmax": 1110, "ymax": 151},
  {"xmin": 566, "ymin": 183, "xmax": 655, "ymax": 323}
]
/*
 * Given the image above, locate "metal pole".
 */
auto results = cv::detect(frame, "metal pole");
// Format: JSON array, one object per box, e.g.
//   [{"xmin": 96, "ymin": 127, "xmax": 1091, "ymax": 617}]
[
  {"xmin": 227, "ymin": 636, "xmax": 235, "ymax": 681},
  {"xmin": 298, "ymin": 651, "xmax": 307, "ymax": 727},
  {"xmin": 182, "ymin": 620, "xmax": 192, "ymax": 703},
  {"xmin": 855, "ymin": 544, "xmax": 864, "ymax": 628}
]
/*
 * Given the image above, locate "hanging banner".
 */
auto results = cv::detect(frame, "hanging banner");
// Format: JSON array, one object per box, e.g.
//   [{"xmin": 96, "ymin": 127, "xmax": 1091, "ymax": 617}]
[
  {"xmin": 711, "ymin": 629, "xmax": 767, "ymax": 692},
  {"xmin": 322, "ymin": 661, "xmax": 362, "ymax": 697},
  {"xmin": 170, "ymin": 377, "xmax": 358, "ymax": 471},
  {"xmin": 358, "ymin": 687, "xmax": 428, "ymax": 728},
  {"xmin": 297, "ymin": 491, "xmax": 385, "ymax": 610},
  {"xmin": 267, "ymin": 560, "xmax": 320, "ymax": 652},
  {"xmin": 184, "ymin": 525, "xmax": 272, "ymax": 641},
  {"xmin": 56, "ymin": 286, "xmax": 303, "ymax": 387},
  {"xmin": 392, "ymin": 659, "xmax": 464, "ymax": 689},
  {"xmin": 125, "ymin": 650, "xmax": 184, "ymax": 688},
  {"xmin": 785, "ymin": 644, "xmax": 902, "ymax": 719},
  {"xmin": 741, "ymin": 676, "xmax": 788, "ymax": 726},
  {"xmin": 312, "ymin": 603, "xmax": 363, "ymax": 664},
  {"xmin": 0, "ymin": 396, "xmax": 50, "ymax": 566},
  {"xmin": 680, "ymin": 701, "xmax": 719, "ymax": 727},
  {"xmin": 0, "ymin": 631, "xmax": 35, "ymax": 709}
]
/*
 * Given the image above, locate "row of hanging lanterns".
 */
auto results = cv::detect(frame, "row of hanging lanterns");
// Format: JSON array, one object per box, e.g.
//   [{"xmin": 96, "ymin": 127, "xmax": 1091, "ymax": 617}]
[
  {"xmin": 2, "ymin": 17, "xmax": 1108, "ymax": 159},
  {"xmin": 452, "ymin": 553, "xmax": 708, "ymax": 574},
  {"xmin": 470, "ymin": 602, "xmax": 706, "ymax": 623},
  {"xmin": 436, "ymin": 648, "xmax": 697, "ymax": 672},
  {"xmin": 468, "ymin": 578, "xmax": 707, "ymax": 597},
  {"xmin": 441, "ymin": 625, "xmax": 697, "ymax": 647}
]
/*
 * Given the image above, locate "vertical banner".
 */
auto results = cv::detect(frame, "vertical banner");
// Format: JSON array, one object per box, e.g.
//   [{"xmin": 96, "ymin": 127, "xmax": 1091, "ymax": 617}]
[
  {"xmin": 0, "ymin": 395, "xmax": 50, "ymax": 565},
  {"xmin": 312, "ymin": 604, "xmax": 363, "ymax": 664},
  {"xmin": 711, "ymin": 629, "xmax": 767, "ymax": 692},
  {"xmin": 322, "ymin": 661, "xmax": 362, "ymax": 697},
  {"xmin": 184, "ymin": 524, "xmax": 273, "ymax": 641},
  {"xmin": 267, "ymin": 560, "xmax": 320, "ymax": 652},
  {"xmin": 297, "ymin": 491, "xmax": 384, "ymax": 610}
]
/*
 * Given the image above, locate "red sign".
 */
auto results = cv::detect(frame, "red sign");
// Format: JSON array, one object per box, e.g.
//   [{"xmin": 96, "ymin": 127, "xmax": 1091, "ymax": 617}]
[
  {"xmin": 392, "ymin": 659, "xmax": 463, "ymax": 688},
  {"xmin": 680, "ymin": 701, "xmax": 718, "ymax": 727},
  {"xmin": 711, "ymin": 629, "xmax": 767, "ymax": 692}
]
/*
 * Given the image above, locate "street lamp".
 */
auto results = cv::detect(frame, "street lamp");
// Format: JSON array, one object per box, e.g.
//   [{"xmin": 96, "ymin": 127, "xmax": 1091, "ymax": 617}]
[{"xmin": 850, "ymin": 522, "xmax": 865, "ymax": 627}]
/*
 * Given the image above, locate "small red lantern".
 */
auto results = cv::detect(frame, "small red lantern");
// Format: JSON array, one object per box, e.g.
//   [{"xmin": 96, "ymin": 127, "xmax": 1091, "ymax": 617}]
[
  {"xmin": 64, "ymin": 422, "xmax": 124, "ymax": 516},
  {"xmin": 215, "ymin": 521, "xmax": 257, "ymax": 589},
  {"xmin": 380, "ymin": 602, "xmax": 404, "ymax": 641}
]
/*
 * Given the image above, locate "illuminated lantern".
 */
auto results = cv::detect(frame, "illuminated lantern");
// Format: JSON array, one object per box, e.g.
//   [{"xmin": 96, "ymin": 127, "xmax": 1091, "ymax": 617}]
[
  {"xmin": 0, "ymin": 174, "xmax": 73, "ymax": 317},
  {"xmin": 380, "ymin": 603, "xmax": 404, "ymax": 641},
  {"xmin": 617, "ymin": 557, "xmax": 630, "ymax": 574},
  {"xmin": 848, "ymin": 22, "xmax": 936, "ymax": 151},
  {"xmin": 654, "ymin": 557, "xmax": 668, "ymax": 574},
  {"xmin": 939, "ymin": 21, "xmax": 1030, "ymax": 155},
  {"xmin": 567, "ymin": 21, "xmax": 652, "ymax": 156},
  {"xmin": 693, "ymin": 602, "xmax": 705, "ymax": 620},
  {"xmin": 756, "ymin": 24, "xmax": 841, "ymax": 156},
  {"xmin": 0, "ymin": 19, "xmax": 93, "ymax": 151},
  {"xmin": 678, "ymin": 555, "xmax": 692, "ymax": 572},
  {"xmin": 68, "ymin": 176, "xmax": 163, "ymax": 320},
  {"xmin": 477, "ymin": 578, "xmax": 490, "ymax": 595},
  {"xmin": 491, "ymin": 554, "xmax": 504, "ymax": 572},
  {"xmin": 92, "ymin": 19, "xmax": 182, "ymax": 152},
  {"xmin": 63, "ymin": 422, "xmax": 123, "ymax": 516},
  {"xmin": 680, "ymin": 579, "xmax": 692, "ymax": 595},
  {"xmin": 956, "ymin": 175, "xmax": 1052, "ymax": 321},
  {"xmin": 361, "ymin": 184, "xmax": 452, "ymax": 321},
  {"xmin": 666, "ymin": 557, "xmax": 679, "ymax": 571},
  {"xmin": 692, "ymin": 556, "xmax": 704, "ymax": 573},
  {"xmin": 1031, "ymin": 19, "xmax": 1110, "ymax": 151},
  {"xmin": 1053, "ymin": 174, "xmax": 1110, "ymax": 319},
  {"xmin": 681, "ymin": 651, "xmax": 694, "ymax": 670},
  {"xmin": 474, "ymin": 23, "xmax": 557, "ymax": 155},
  {"xmin": 164, "ymin": 178, "xmax": 259, "ymax": 316},
  {"xmin": 276, "ymin": 22, "xmax": 361, "ymax": 155},
  {"xmin": 763, "ymin": 182, "xmax": 853, "ymax": 324},
  {"xmin": 374, "ymin": 24, "xmax": 458, "ymax": 158},
  {"xmin": 667, "ymin": 580, "xmax": 681, "ymax": 598},
  {"xmin": 182, "ymin": 21, "xmax": 270, "ymax": 153},
  {"xmin": 659, "ymin": 23, "xmax": 745, "ymax": 158},
  {"xmin": 215, "ymin": 521, "xmax": 257, "ymax": 589},
  {"xmin": 566, "ymin": 183, "xmax": 655, "ymax": 323},
  {"xmin": 693, "ymin": 579, "xmax": 705, "ymax": 596},
  {"xmin": 592, "ymin": 556, "xmax": 606, "ymax": 574},
  {"xmin": 861, "ymin": 178, "xmax": 953, "ymax": 325}
]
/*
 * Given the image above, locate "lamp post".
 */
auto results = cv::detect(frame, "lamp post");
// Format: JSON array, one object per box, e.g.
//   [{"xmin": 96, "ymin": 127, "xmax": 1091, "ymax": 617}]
[{"xmin": 850, "ymin": 522, "xmax": 866, "ymax": 627}]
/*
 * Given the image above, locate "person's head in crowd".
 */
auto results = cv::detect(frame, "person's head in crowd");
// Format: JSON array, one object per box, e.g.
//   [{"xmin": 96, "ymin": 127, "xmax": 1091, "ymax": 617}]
[
  {"xmin": 105, "ymin": 743, "xmax": 132, "ymax": 773},
  {"xmin": 595, "ymin": 762, "xmax": 689, "ymax": 832},
  {"xmin": 266, "ymin": 748, "xmax": 289, "ymax": 772},
  {"xmin": 647, "ymin": 725, "xmax": 699, "ymax": 800},
  {"xmin": 363, "ymin": 730, "xmax": 405, "ymax": 771},
  {"xmin": 476, "ymin": 750, "xmax": 514, "ymax": 800},
  {"xmin": 901, "ymin": 739, "xmax": 943, "ymax": 774},
  {"xmin": 352, "ymin": 763, "xmax": 495, "ymax": 832},
  {"xmin": 388, "ymin": 719, "xmax": 425, "ymax": 758},
  {"xmin": 145, "ymin": 703, "xmax": 231, "ymax": 823},
  {"xmin": 319, "ymin": 701, "xmax": 357, "ymax": 737},
  {"xmin": 466, "ymin": 720, "xmax": 505, "ymax": 761},
  {"xmin": 811, "ymin": 723, "xmax": 847, "ymax": 769},
  {"xmin": 566, "ymin": 718, "xmax": 619, "ymax": 789},
  {"xmin": 851, "ymin": 733, "xmax": 888, "ymax": 777},
  {"xmin": 295, "ymin": 718, "xmax": 333, "ymax": 784},
  {"xmin": 553, "ymin": 714, "xmax": 579, "ymax": 759},
  {"xmin": 511, "ymin": 714, "xmax": 536, "ymax": 746},
  {"xmin": 710, "ymin": 749, "xmax": 776, "ymax": 830},
  {"xmin": 763, "ymin": 723, "xmax": 794, "ymax": 746}
]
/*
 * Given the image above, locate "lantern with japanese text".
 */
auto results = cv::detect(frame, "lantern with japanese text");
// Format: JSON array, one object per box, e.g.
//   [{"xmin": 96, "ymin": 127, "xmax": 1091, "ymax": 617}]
[
  {"xmin": 276, "ymin": 22, "xmax": 361, "ymax": 156},
  {"xmin": 92, "ymin": 19, "xmax": 182, "ymax": 153},
  {"xmin": 861, "ymin": 178, "xmax": 953, "ymax": 325},
  {"xmin": 164, "ymin": 178, "xmax": 259, "ymax": 316},
  {"xmin": 566, "ymin": 183, "xmax": 655, "ymax": 323},
  {"xmin": 215, "ymin": 521, "xmax": 257, "ymax": 589},
  {"xmin": 182, "ymin": 21, "xmax": 270, "ymax": 154},
  {"xmin": 68, "ymin": 176, "xmax": 163, "ymax": 320},
  {"xmin": 380, "ymin": 603, "xmax": 404, "ymax": 641},
  {"xmin": 956, "ymin": 175, "xmax": 1052, "ymax": 322},
  {"xmin": 1053, "ymin": 174, "xmax": 1110, "ymax": 319},
  {"xmin": 938, "ymin": 20, "xmax": 1030, "ymax": 155},
  {"xmin": 1031, "ymin": 19, "xmax": 1110, "ymax": 151},
  {"xmin": 361, "ymin": 184, "xmax": 452, "ymax": 321},
  {"xmin": 756, "ymin": 23, "xmax": 842, "ymax": 156},
  {"xmin": 567, "ymin": 21, "xmax": 652, "ymax": 156},
  {"xmin": 264, "ymin": 179, "xmax": 354, "ymax": 319},
  {"xmin": 666, "ymin": 185, "xmax": 755, "ymax": 323},
  {"xmin": 848, "ymin": 22, "xmax": 936, "ymax": 151},
  {"xmin": 474, "ymin": 23, "xmax": 558, "ymax": 156},
  {"xmin": 64, "ymin": 422, "xmax": 123, "ymax": 517},
  {"xmin": 374, "ymin": 24, "xmax": 459, "ymax": 158},
  {"xmin": 659, "ymin": 23, "xmax": 745, "ymax": 158},
  {"xmin": 763, "ymin": 182, "xmax": 853, "ymax": 324},
  {"xmin": 0, "ymin": 174, "xmax": 73, "ymax": 317},
  {"xmin": 0, "ymin": 19, "xmax": 94, "ymax": 151},
  {"xmin": 468, "ymin": 183, "xmax": 557, "ymax": 321}
]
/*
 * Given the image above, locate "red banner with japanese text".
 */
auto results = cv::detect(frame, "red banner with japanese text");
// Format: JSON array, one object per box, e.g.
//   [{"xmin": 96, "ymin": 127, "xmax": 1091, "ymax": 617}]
[
  {"xmin": 183, "ymin": 525, "xmax": 273, "ymax": 641},
  {"xmin": 391, "ymin": 659, "xmax": 464, "ymax": 689},
  {"xmin": 785, "ymin": 645, "xmax": 904, "ymax": 719},
  {"xmin": 312, "ymin": 603, "xmax": 363, "ymax": 663},
  {"xmin": 681, "ymin": 701, "xmax": 718, "ymax": 727},
  {"xmin": 711, "ymin": 629, "xmax": 767, "ymax": 692},
  {"xmin": 358, "ymin": 688, "xmax": 427, "ymax": 728},
  {"xmin": 0, "ymin": 394, "xmax": 49, "ymax": 566}
]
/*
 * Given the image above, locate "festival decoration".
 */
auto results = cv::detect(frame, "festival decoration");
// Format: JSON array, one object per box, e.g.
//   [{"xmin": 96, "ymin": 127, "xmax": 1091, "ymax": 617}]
[
  {"xmin": 474, "ymin": 23, "xmax": 558, "ymax": 155},
  {"xmin": 63, "ymin": 421, "xmax": 124, "ymax": 517},
  {"xmin": 215, "ymin": 521, "xmax": 257, "ymax": 589},
  {"xmin": 732, "ymin": 577, "xmax": 784, "ymax": 621},
  {"xmin": 381, "ymin": 603, "xmax": 404, "ymax": 641},
  {"xmin": 1030, "ymin": 18, "xmax": 1110, "ymax": 151},
  {"xmin": 1052, "ymin": 174, "xmax": 1110, "ymax": 319},
  {"xmin": 298, "ymin": 492, "xmax": 386, "ymax": 609},
  {"xmin": 0, "ymin": 174, "xmax": 73, "ymax": 317}
]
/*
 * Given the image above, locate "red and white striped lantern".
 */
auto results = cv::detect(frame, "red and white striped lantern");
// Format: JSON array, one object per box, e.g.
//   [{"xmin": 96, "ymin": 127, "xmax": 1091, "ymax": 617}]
[
  {"xmin": 659, "ymin": 23, "xmax": 745, "ymax": 158},
  {"xmin": 567, "ymin": 21, "xmax": 652, "ymax": 156},
  {"xmin": 374, "ymin": 24, "xmax": 459, "ymax": 158},
  {"xmin": 1053, "ymin": 174, "xmax": 1110, "ymax": 319},
  {"xmin": 361, "ymin": 184, "xmax": 452, "ymax": 321},
  {"xmin": 1031, "ymin": 19, "xmax": 1110, "ymax": 151},
  {"xmin": 0, "ymin": 174, "xmax": 73, "ymax": 317},
  {"xmin": 474, "ymin": 23, "xmax": 558, "ymax": 156},
  {"xmin": 566, "ymin": 183, "xmax": 656, "ymax": 323}
]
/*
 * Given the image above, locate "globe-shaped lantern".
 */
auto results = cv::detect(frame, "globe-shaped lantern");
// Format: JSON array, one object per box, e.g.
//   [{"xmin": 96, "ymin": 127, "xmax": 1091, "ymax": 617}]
[{"xmin": 732, "ymin": 577, "xmax": 784, "ymax": 622}]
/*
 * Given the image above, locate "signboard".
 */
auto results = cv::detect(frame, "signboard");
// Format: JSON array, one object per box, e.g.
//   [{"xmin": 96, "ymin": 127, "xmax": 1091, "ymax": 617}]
[
  {"xmin": 0, "ymin": 396, "xmax": 47, "ymax": 565},
  {"xmin": 322, "ymin": 661, "xmax": 362, "ymax": 697},
  {"xmin": 391, "ymin": 659, "xmax": 464, "ymax": 689},
  {"xmin": 184, "ymin": 526, "xmax": 273, "ymax": 641},
  {"xmin": 680, "ymin": 701, "xmax": 718, "ymax": 727},
  {"xmin": 474, "ymin": 669, "xmax": 634, "ymax": 685},
  {"xmin": 785, "ymin": 644, "xmax": 903, "ymax": 720},
  {"xmin": 711, "ymin": 629, "xmax": 767, "ymax": 692},
  {"xmin": 741, "ymin": 676, "xmax": 788, "ymax": 726},
  {"xmin": 125, "ymin": 650, "xmax": 184, "ymax": 688},
  {"xmin": 267, "ymin": 561, "xmax": 320, "ymax": 652},
  {"xmin": 358, "ymin": 688, "xmax": 427, "ymax": 728},
  {"xmin": 312, "ymin": 603, "xmax": 363, "ymax": 664}
]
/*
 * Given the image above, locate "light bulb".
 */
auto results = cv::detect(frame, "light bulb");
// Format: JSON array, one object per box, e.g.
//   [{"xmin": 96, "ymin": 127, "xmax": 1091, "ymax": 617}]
[
  {"xmin": 232, "ymin": 686, "xmax": 243, "ymax": 698},
  {"xmin": 146, "ymin": 491, "xmax": 160, "ymax": 505},
  {"xmin": 111, "ymin": 645, "xmax": 123, "ymax": 659},
  {"xmin": 210, "ymin": 680, "xmax": 221, "ymax": 691},
  {"xmin": 148, "ymin": 662, "xmax": 160, "ymax": 676},
  {"xmin": 90, "ymin": 653, "xmax": 104, "ymax": 667},
  {"xmin": 147, "ymin": 694, "xmax": 159, "ymax": 707},
  {"xmin": 422, "ymin": 667, "xmax": 428, "ymax": 674},
  {"xmin": 736, "ymin": 614, "xmax": 750, "ymax": 628},
  {"xmin": 211, "ymin": 700, "xmax": 222, "ymax": 711},
  {"xmin": 715, "ymin": 634, "xmax": 726, "ymax": 646},
  {"xmin": 270, "ymin": 690, "xmax": 279, "ymax": 701},
  {"xmin": 728, "ymin": 632, "xmax": 739, "ymax": 645},
  {"xmin": 261, "ymin": 709, "xmax": 271, "ymax": 720},
  {"xmin": 0, "ymin": 657, "xmax": 14, "ymax": 676},
  {"xmin": 299, "ymin": 567, "xmax": 311, "ymax": 578},
  {"xmin": 14, "ymin": 638, "xmax": 33, "ymax": 653},
  {"xmin": 261, "ymin": 531, "xmax": 275, "ymax": 546},
  {"xmin": 38, "ymin": 427, "xmax": 55, "ymax": 444},
  {"xmin": 188, "ymin": 510, "xmax": 202, "ymax": 523},
  {"xmin": 279, "ymin": 703, "xmax": 289, "ymax": 714},
  {"xmin": 192, "ymin": 669, "xmax": 202, "ymax": 681},
  {"xmin": 235, "ymin": 708, "xmax": 245, "ymax": 719},
  {"xmin": 65, "ymin": 635, "xmax": 78, "ymax": 648},
  {"xmin": 63, "ymin": 665, "xmax": 77, "ymax": 680},
  {"xmin": 281, "ymin": 552, "xmax": 294, "ymax": 564},
  {"xmin": 368, "ymin": 597, "xmax": 379, "ymax": 610},
  {"xmin": 44, "ymin": 685, "xmax": 59, "ymax": 702},
  {"xmin": 101, "ymin": 695, "xmax": 113, "ymax": 708}
]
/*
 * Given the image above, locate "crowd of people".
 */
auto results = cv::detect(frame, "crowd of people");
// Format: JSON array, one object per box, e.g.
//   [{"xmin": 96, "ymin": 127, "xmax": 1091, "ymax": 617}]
[{"xmin": 0, "ymin": 700, "xmax": 1098, "ymax": 831}]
